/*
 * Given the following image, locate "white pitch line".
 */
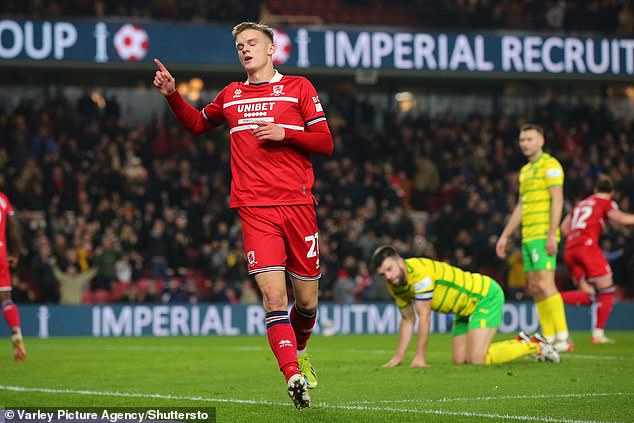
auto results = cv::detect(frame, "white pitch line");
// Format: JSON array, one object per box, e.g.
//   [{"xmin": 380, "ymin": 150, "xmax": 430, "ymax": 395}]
[
  {"xmin": 0, "ymin": 385, "xmax": 623, "ymax": 423},
  {"xmin": 345, "ymin": 391, "xmax": 634, "ymax": 404},
  {"xmin": 0, "ymin": 385, "xmax": 288, "ymax": 406},
  {"xmin": 567, "ymin": 354, "xmax": 634, "ymax": 361},
  {"xmin": 317, "ymin": 403, "xmax": 618, "ymax": 423}
]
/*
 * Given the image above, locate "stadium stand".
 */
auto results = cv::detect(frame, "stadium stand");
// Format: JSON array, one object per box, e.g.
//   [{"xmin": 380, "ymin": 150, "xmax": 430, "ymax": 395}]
[
  {"xmin": 1, "ymin": 86, "xmax": 633, "ymax": 304},
  {"xmin": 1, "ymin": 1, "xmax": 631, "ymax": 33},
  {"xmin": 1, "ymin": 1, "xmax": 633, "ymax": 305}
]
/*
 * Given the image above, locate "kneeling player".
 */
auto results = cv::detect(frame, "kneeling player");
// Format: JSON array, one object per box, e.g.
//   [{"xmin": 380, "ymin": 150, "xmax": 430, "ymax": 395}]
[{"xmin": 371, "ymin": 245, "xmax": 559, "ymax": 367}]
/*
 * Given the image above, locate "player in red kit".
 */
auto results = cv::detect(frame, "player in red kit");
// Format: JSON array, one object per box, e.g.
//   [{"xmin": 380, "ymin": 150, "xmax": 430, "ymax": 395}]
[
  {"xmin": 560, "ymin": 175, "xmax": 634, "ymax": 344},
  {"xmin": 0, "ymin": 192, "xmax": 26, "ymax": 361},
  {"xmin": 153, "ymin": 22, "xmax": 332, "ymax": 410}
]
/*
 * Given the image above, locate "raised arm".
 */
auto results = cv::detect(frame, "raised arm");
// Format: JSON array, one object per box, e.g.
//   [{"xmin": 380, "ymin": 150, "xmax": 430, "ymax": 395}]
[
  {"xmin": 152, "ymin": 58, "xmax": 176, "ymax": 96},
  {"xmin": 153, "ymin": 58, "xmax": 214, "ymax": 135}
]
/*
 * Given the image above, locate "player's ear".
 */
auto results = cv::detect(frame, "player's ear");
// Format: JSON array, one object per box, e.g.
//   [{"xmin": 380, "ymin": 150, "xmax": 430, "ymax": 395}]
[{"xmin": 268, "ymin": 42, "xmax": 275, "ymax": 56}]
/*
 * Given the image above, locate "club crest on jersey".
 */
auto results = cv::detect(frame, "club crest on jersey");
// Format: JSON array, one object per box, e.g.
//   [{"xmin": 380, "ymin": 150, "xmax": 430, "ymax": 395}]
[
  {"xmin": 247, "ymin": 250, "xmax": 258, "ymax": 267},
  {"xmin": 233, "ymin": 89, "xmax": 242, "ymax": 98},
  {"xmin": 272, "ymin": 85, "xmax": 284, "ymax": 96}
]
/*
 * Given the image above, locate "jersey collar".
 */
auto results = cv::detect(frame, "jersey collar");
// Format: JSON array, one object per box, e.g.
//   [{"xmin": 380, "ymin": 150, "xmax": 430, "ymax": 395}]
[
  {"xmin": 529, "ymin": 152, "xmax": 544, "ymax": 165},
  {"xmin": 244, "ymin": 69, "xmax": 283, "ymax": 85}
]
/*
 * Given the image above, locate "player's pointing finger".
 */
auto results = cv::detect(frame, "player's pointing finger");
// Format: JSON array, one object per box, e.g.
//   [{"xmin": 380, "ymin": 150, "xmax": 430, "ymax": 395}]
[{"xmin": 154, "ymin": 58, "xmax": 169, "ymax": 73}]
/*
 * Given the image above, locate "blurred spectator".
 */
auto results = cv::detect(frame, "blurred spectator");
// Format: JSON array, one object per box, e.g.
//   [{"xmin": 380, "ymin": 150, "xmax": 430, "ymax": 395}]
[
  {"xmin": 92, "ymin": 235, "xmax": 121, "ymax": 291},
  {"xmin": 29, "ymin": 238, "xmax": 59, "ymax": 303},
  {"xmin": 10, "ymin": 274, "xmax": 34, "ymax": 304},
  {"xmin": 506, "ymin": 248, "xmax": 528, "ymax": 301},
  {"xmin": 333, "ymin": 270, "xmax": 356, "ymax": 304},
  {"xmin": 1, "ymin": 82, "xmax": 633, "ymax": 304},
  {"xmin": 239, "ymin": 279, "xmax": 260, "ymax": 304},
  {"xmin": 161, "ymin": 276, "xmax": 190, "ymax": 304},
  {"xmin": 148, "ymin": 219, "xmax": 169, "ymax": 281},
  {"xmin": 52, "ymin": 262, "xmax": 97, "ymax": 305}
]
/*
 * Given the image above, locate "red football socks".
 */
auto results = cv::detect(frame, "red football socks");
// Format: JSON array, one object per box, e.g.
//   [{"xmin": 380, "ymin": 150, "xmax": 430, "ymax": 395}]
[
  {"xmin": 2, "ymin": 300, "xmax": 21, "ymax": 331},
  {"xmin": 290, "ymin": 305, "xmax": 316, "ymax": 351},
  {"xmin": 561, "ymin": 290, "xmax": 592, "ymax": 306},
  {"xmin": 266, "ymin": 311, "xmax": 300, "ymax": 381},
  {"xmin": 595, "ymin": 290, "xmax": 615, "ymax": 330}
]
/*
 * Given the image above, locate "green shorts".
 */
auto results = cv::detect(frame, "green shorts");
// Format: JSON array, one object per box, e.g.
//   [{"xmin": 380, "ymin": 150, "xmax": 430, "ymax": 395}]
[
  {"xmin": 452, "ymin": 279, "xmax": 504, "ymax": 336},
  {"xmin": 522, "ymin": 239, "xmax": 557, "ymax": 272}
]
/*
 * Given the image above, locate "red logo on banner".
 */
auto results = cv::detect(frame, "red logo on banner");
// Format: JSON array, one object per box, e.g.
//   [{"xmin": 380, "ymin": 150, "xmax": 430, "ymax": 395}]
[
  {"xmin": 272, "ymin": 28, "xmax": 292, "ymax": 65},
  {"xmin": 114, "ymin": 24, "xmax": 149, "ymax": 62}
]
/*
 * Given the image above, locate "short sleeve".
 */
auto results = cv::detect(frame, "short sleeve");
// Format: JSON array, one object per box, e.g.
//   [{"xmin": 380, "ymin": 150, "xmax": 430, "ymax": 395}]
[
  {"xmin": 545, "ymin": 158, "xmax": 564, "ymax": 187},
  {"xmin": 413, "ymin": 276, "xmax": 434, "ymax": 301}
]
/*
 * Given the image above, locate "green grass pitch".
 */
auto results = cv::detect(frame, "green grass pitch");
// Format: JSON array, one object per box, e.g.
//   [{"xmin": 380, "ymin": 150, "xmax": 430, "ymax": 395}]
[{"xmin": 1, "ymin": 332, "xmax": 633, "ymax": 422}]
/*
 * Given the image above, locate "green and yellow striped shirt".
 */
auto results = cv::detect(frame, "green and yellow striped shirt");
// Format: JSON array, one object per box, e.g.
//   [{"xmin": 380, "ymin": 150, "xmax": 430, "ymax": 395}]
[
  {"xmin": 519, "ymin": 152, "xmax": 564, "ymax": 242},
  {"xmin": 388, "ymin": 257, "xmax": 491, "ymax": 318}
]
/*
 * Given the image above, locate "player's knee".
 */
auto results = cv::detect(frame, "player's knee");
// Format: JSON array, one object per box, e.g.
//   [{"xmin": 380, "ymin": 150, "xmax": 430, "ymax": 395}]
[
  {"xmin": 465, "ymin": 348, "xmax": 487, "ymax": 365},
  {"xmin": 597, "ymin": 284, "xmax": 615, "ymax": 295},
  {"xmin": 452, "ymin": 352, "xmax": 466, "ymax": 365},
  {"xmin": 294, "ymin": 301, "xmax": 317, "ymax": 315},
  {"xmin": 467, "ymin": 355, "xmax": 487, "ymax": 365},
  {"xmin": 261, "ymin": 292, "xmax": 288, "ymax": 312}
]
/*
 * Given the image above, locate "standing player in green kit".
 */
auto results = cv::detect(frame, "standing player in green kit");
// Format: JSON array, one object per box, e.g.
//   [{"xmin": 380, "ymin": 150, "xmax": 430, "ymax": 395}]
[{"xmin": 496, "ymin": 124, "xmax": 572, "ymax": 353}]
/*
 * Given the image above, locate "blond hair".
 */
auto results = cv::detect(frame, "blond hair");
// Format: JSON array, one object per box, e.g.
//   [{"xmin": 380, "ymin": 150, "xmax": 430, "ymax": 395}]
[{"xmin": 232, "ymin": 22, "xmax": 274, "ymax": 43}]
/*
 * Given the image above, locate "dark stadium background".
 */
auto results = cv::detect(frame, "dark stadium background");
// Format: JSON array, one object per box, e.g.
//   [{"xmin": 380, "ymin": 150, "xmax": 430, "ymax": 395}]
[{"xmin": 1, "ymin": 0, "xmax": 633, "ymax": 309}]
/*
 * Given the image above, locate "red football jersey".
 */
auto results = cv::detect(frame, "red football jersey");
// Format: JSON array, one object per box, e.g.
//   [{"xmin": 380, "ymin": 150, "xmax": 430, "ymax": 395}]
[
  {"xmin": 565, "ymin": 194, "xmax": 617, "ymax": 249},
  {"xmin": 202, "ymin": 71, "xmax": 327, "ymax": 208},
  {"xmin": 0, "ymin": 192, "xmax": 14, "ymax": 261}
]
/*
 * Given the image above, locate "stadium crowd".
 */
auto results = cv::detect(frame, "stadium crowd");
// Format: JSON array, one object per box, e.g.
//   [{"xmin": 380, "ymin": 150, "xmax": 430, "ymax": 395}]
[
  {"xmin": 1, "ymin": 84, "xmax": 633, "ymax": 306},
  {"xmin": 1, "ymin": 0, "xmax": 632, "ymax": 34}
]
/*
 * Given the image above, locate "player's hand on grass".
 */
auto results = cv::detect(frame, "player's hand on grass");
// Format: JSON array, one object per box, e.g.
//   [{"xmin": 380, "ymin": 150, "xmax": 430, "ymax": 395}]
[
  {"xmin": 253, "ymin": 122, "xmax": 285, "ymax": 141},
  {"xmin": 410, "ymin": 357, "xmax": 430, "ymax": 368},
  {"xmin": 495, "ymin": 235, "xmax": 508, "ymax": 259},
  {"xmin": 545, "ymin": 235, "xmax": 558, "ymax": 256},
  {"xmin": 153, "ymin": 59, "xmax": 176, "ymax": 96},
  {"xmin": 382, "ymin": 356, "xmax": 403, "ymax": 368}
]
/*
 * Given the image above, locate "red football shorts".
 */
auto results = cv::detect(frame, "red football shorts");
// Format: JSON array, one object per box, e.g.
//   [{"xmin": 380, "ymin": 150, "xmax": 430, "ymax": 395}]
[
  {"xmin": 0, "ymin": 263, "xmax": 11, "ymax": 291},
  {"xmin": 238, "ymin": 204, "xmax": 321, "ymax": 280},
  {"xmin": 564, "ymin": 244, "xmax": 612, "ymax": 285}
]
